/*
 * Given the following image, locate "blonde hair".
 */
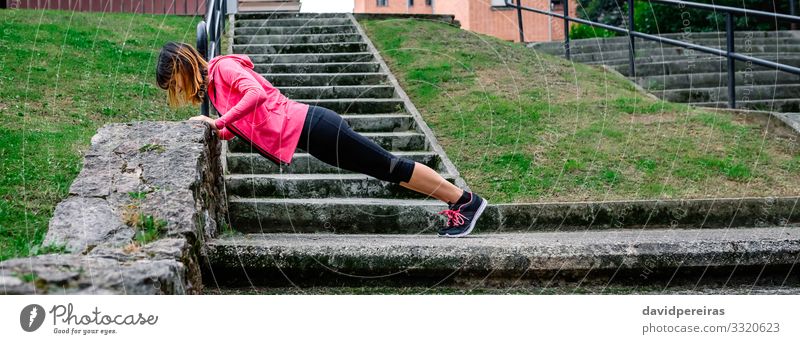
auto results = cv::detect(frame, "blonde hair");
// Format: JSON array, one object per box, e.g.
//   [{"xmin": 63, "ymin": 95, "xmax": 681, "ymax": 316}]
[{"xmin": 156, "ymin": 42, "xmax": 208, "ymax": 108}]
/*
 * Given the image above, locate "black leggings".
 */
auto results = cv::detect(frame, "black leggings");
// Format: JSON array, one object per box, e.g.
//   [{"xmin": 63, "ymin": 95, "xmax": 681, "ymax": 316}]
[{"xmin": 296, "ymin": 105, "xmax": 416, "ymax": 184}]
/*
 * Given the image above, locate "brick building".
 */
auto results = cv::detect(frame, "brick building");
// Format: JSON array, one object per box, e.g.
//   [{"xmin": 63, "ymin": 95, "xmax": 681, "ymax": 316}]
[{"xmin": 354, "ymin": 0, "xmax": 578, "ymax": 42}]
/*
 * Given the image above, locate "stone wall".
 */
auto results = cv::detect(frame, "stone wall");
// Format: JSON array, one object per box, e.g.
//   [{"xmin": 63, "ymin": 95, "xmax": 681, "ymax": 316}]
[{"xmin": 0, "ymin": 121, "xmax": 225, "ymax": 294}]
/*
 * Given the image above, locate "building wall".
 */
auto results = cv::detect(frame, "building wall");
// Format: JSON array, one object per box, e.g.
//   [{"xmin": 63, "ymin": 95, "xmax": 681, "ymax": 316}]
[
  {"xmin": 356, "ymin": 0, "xmax": 578, "ymax": 42},
  {"xmin": 461, "ymin": 0, "xmax": 578, "ymax": 42},
  {"xmin": 433, "ymin": 0, "xmax": 471, "ymax": 33},
  {"xmin": 9, "ymin": 0, "xmax": 206, "ymax": 14},
  {"xmin": 354, "ymin": 0, "xmax": 434, "ymax": 14}
]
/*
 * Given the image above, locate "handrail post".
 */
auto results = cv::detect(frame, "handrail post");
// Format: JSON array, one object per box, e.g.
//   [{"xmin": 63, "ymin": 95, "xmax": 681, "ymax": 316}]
[
  {"xmin": 627, "ymin": 0, "xmax": 635, "ymax": 77},
  {"xmin": 563, "ymin": 0, "xmax": 570, "ymax": 60},
  {"xmin": 791, "ymin": 0, "xmax": 797, "ymax": 30},
  {"xmin": 197, "ymin": 20, "xmax": 209, "ymax": 116},
  {"xmin": 726, "ymin": 12, "xmax": 736, "ymax": 109},
  {"xmin": 516, "ymin": 0, "xmax": 524, "ymax": 42}
]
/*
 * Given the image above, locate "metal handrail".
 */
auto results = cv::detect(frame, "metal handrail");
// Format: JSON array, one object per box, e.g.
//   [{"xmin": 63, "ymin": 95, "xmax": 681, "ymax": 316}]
[
  {"xmin": 506, "ymin": 0, "xmax": 800, "ymax": 109},
  {"xmin": 197, "ymin": 0, "xmax": 227, "ymax": 116}
]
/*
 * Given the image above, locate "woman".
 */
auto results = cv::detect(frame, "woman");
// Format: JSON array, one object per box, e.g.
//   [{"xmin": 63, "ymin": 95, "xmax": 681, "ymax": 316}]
[{"xmin": 155, "ymin": 41, "xmax": 486, "ymax": 237}]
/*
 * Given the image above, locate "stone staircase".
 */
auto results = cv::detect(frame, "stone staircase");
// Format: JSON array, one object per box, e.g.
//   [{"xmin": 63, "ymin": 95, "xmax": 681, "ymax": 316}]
[
  {"xmin": 531, "ymin": 31, "xmax": 800, "ymax": 112},
  {"xmin": 222, "ymin": 12, "xmax": 466, "ymax": 236},
  {"xmin": 202, "ymin": 15, "xmax": 800, "ymax": 291}
]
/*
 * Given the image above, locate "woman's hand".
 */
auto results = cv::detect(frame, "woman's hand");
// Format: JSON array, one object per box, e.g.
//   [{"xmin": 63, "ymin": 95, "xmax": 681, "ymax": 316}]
[{"xmin": 189, "ymin": 115, "xmax": 218, "ymax": 132}]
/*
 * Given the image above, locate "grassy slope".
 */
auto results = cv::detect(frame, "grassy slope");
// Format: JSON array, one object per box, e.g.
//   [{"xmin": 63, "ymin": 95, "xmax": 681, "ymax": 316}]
[
  {"xmin": 0, "ymin": 9, "xmax": 200, "ymax": 261},
  {"xmin": 360, "ymin": 18, "xmax": 800, "ymax": 203}
]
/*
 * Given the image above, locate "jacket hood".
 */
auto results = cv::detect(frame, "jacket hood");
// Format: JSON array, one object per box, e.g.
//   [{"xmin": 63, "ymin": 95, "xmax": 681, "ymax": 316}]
[{"xmin": 207, "ymin": 54, "xmax": 254, "ymax": 83}]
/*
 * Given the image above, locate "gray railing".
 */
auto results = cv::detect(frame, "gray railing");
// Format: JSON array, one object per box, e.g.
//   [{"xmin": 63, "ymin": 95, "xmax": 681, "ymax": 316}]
[
  {"xmin": 197, "ymin": 0, "xmax": 227, "ymax": 116},
  {"xmin": 507, "ymin": 0, "xmax": 800, "ymax": 109}
]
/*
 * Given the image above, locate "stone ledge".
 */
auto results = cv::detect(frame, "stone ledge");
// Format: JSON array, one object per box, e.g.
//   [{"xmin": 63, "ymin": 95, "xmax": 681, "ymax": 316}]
[{"xmin": 0, "ymin": 121, "xmax": 225, "ymax": 294}]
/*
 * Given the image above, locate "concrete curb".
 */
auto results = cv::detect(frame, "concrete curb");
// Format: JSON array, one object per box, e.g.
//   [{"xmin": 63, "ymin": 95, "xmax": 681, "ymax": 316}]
[{"xmin": 205, "ymin": 229, "xmax": 800, "ymax": 287}]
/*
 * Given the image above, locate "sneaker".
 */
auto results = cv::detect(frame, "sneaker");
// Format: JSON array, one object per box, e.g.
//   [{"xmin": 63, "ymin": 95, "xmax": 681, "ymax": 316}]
[{"xmin": 437, "ymin": 192, "xmax": 488, "ymax": 237}]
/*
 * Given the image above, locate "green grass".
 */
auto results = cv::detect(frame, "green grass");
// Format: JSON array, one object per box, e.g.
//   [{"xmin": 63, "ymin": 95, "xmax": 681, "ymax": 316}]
[
  {"xmin": 360, "ymin": 18, "xmax": 800, "ymax": 203},
  {"xmin": 0, "ymin": 9, "xmax": 201, "ymax": 261}
]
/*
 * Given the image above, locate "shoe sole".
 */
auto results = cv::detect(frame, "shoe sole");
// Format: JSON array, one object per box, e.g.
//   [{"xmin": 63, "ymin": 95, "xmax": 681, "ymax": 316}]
[{"xmin": 439, "ymin": 198, "xmax": 488, "ymax": 238}]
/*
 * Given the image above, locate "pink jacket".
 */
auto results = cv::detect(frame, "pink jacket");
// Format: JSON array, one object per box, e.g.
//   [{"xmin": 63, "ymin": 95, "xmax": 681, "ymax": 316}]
[{"xmin": 207, "ymin": 54, "xmax": 308, "ymax": 165}]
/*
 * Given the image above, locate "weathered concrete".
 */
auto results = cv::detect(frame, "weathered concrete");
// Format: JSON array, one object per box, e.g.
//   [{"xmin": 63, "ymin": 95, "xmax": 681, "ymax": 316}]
[
  {"xmin": 227, "ymin": 196, "xmax": 800, "ymax": 234},
  {"xmin": 233, "ymin": 42, "xmax": 368, "ymax": 54},
  {"xmin": 204, "ymin": 228, "xmax": 800, "ymax": 287},
  {"xmin": 246, "ymin": 52, "xmax": 374, "ymax": 64},
  {"xmin": 1, "ymin": 121, "xmax": 224, "ymax": 294},
  {"xmin": 228, "ymin": 131, "xmax": 428, "ymax": 153},
  {"xmin": 656, "ymin": 84, "xmax": 800, "ymax": 103},
  {"xmin": 235, "ymin": 25, "xmax": 358, "ymax": 36},
  {"xmin": 0, "ymin": 238, "xmax": 197, "ymax": 295},
  {"xmin": 694, "ymin": 99, "xmax": 800, "ymax": 112},
  {"xmin": 235, "ymin": 33, "xmax": 363, "ymax": 45},
  {"xmin": 236, "ymin": 12, "xmax": 351, "ymax": 20},
  {"xmin": 296, "ymin": 98, "xmax": 405, "ymax": 114},
  {"xmin": 254, "ymin": 62, "xmax": 381, "ymax": 74},
  {"xmin": 235, "ymin": 18, "xmax": 353, "ymax": 27},
  {"xmin": 530, "ymin": 30, "xmax": 800, "ymax": 111},
  {"xmin": 262, "ymin": 72, "xmax": 388, "ymax": 86},
  {"xmin": 226, "ymin": 151, "xmax": 437, "ymax": 174},
  {"xmin": 277, "ymin": 85, "xmax": 396, "ymax": 99},
  {"xmin": 637, "ymin": 70, "xmax": 800, "ymax": 90},
  {"xmin": 228, "ymin": 197, "xmax": 447, "ymax": 233},
  {"xmin": 225, "ymin": 173, "xmax": 456, "ymax": 199}
]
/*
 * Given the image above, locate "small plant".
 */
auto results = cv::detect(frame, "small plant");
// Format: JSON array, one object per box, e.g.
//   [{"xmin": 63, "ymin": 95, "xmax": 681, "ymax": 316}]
[
  {"xmin": 128, "ymin": 191, "xmax": 150, "ymax": 200},
  {"xmin": 138, "ymin": 143, "xmax": 166, "ymax": 153},
  {"xmin": 132, "ymin": 214, "xmax": 168, "ymax": 245},
  {"xmin": 29, "ymin": 242, "xmax": 70, "ymax": 256},
  {"xmin": 219, "ymin": 221, "xmax": 237, "ymax": 237},
  {"xmin": 16, "ymin": 272, "xmax": 38, "ymax": 283}
]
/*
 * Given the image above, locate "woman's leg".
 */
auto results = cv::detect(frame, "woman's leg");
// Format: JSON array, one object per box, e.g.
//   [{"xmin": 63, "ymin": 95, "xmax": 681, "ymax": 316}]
[
  {"xmin": 297, "ymin": 105, "xmax": 463, "ymax": 204},
  {"xmin": 399, "ymin": 162, "xmax": 463, "ymax": 204}
]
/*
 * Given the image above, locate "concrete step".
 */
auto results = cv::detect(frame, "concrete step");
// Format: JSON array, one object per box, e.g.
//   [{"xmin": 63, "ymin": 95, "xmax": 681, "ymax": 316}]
[
  {"xmin": 535, "ymin": 38, "xmax": 800, "ymax": 55},
  {"xmin": 277, "ymin": 85, "xmax": 396, "ymax": 99},
  {"xmin": 565, "ymin": 48, "xmax": 800, "ymax": 64},
  {"xmin": 235, "ymin": 18, "xmax": 353, "ymax": 27},
  {"xmin": 247, "ymin": 52, "xmax": 373, "ymax": 64},
  {"xmin": 234, "ymin": 33, "xmax": 363, "ymax": 45},
  {"xmin": 253, "ymin": 62, "xmax": 381, "ymax": 74},
  {"xmin": 226, "ymin": 197, "xmax": 447, "ymax": 233},
  {"xmin": 637, "ymin": 70, "xmax": 800, "ymax": 90},
  {"xmin": 531, "ymin": 31, "xmax": 800, "ymax": 50},
  {"xmin": 656, "ymin": 84, "xmax": 800, "ymax": 103},
  {"xmin": 295, "ymin": 98, "xmax": 405, "ymax": 114},
  {"xmin": 615, "ymin": 57, "xmax": 800, "ymax": 77},
  {"xmin": 596, "ymin": 52, "xmax": 800, "ymax": 67},
  {"xmin": 233, "ymin": 42, "xmax": 367, "ymax": 54},
  {"xmin": 228, "ymin": 132, "xmax": 428, "ymax": 153},
  {"xmin": 235, "ymin": 12, "xmax": 348, "ymax": 20},
  {"xmin": 225, "ymin": 173, "xmax": 456, "ymax": 199},
  {"xmin": 227, "ymin": 150, "xmax": 439, "ymax": 174},
  {"xmin": 238, "ymin": 3, "xmax": 301, "ymax": 12},
  {"xmin": 235, "ymin": 25, "xmax": 358, "ymax": 36},
  {"xmin": 692, "ymin": 98, "xmax": 800, "ymax": 112},
  {"xmin": 262, "ymin": 73, "xmax": 388, "ymax": 86},
  {"xmin": 205, "ymin": 228, "xmax": 800, "ymax": 286}
]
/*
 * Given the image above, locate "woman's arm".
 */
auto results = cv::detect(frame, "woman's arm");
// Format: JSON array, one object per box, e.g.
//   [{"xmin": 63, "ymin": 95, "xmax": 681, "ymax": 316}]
[
  {"xmin": 218, "ymin": 127, "xmax": 235, "ymax": 140},
  {"xmin": 213, "ymin": 59, "xmax": 268, "ymax": 131}
]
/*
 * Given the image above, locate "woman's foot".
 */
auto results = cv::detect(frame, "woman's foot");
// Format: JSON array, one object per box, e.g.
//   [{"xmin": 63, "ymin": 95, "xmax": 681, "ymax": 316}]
[{"xmin": 437, "ymin": 191, "xmax": 488, "ymax": 237}]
